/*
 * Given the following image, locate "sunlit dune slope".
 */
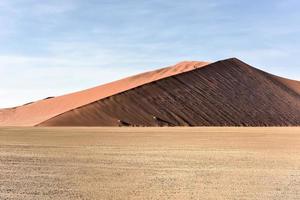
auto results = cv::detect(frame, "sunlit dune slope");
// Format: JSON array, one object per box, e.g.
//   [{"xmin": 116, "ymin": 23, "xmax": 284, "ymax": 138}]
[{"xmin": 1, "ymin": 58, "xmax": 299, "ymax": 126}]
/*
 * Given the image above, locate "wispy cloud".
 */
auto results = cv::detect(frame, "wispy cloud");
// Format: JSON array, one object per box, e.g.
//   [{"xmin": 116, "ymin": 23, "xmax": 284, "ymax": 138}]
[{"xmin": 0, "ymin": 0, "xmax": 299, "ymax": 107}]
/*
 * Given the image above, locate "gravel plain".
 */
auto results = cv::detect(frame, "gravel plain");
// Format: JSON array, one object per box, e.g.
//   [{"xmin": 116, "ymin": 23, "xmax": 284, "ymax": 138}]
[{"xmin": 0, "ymin": 127, "xmax": 299, "ymax": 200}]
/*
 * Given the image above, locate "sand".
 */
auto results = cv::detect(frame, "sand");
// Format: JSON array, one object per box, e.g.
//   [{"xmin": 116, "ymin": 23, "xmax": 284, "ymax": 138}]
[
  {"xmin": 0, "ymin": 61, "xmax": 209, "ymax": 126},
  {"xmin": 0, "ymin": 127, "xmax": 299, "ymax": 199},
  {"xmin": 0, "ymin": 58, "xmax": 299, "ymax": 126},
  {"xmin": 40, "ymin": 58, "xmax": 300, "ymax": 126}
]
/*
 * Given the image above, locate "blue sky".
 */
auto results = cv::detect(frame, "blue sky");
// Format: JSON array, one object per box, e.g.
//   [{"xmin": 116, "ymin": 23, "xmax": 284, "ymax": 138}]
[{"xmin": 0, "ymin": 0, "xmax": 300, "ymax": 107}]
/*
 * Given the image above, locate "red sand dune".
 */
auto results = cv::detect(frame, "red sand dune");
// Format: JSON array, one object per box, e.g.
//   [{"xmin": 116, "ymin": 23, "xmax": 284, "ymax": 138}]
[
  {"xmin": 0, "ymin": 61, "xmax": 209, "ymax": 126},
  {"xmin": 0, "ymin": 58, "xmax": 299, "ymax": 126}
]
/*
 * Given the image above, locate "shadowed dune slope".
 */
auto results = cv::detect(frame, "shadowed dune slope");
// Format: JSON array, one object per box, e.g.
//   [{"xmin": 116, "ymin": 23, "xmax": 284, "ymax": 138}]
[
  {"xmin": 38, "ymin": 58, "xmax": 300, "ymax": 127},
  {"xmin": 0, "ymin": 61, "xmax": 209, "ymax": 126}
]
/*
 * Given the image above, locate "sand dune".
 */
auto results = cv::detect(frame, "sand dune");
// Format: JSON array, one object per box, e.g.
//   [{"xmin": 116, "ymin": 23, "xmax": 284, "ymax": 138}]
[
  {"xmin": 0, "ymin": 58, "xmax": 299, "ymax": 126},
  {"xmin": 0, "ymin": 61, "xmax": 209, "ymax": 126}
]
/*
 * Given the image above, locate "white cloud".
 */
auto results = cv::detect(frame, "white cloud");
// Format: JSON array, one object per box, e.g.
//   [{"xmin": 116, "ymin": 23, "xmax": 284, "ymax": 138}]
[{"xmin": 0, "ymin": 0, "xmax": 299, "ymax": 108}]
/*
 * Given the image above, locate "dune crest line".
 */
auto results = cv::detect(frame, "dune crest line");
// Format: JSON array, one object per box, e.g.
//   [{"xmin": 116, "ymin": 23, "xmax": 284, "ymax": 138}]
[{"xmin": 0, "ymin": 58, "xmax": 299, "ymax": 126}]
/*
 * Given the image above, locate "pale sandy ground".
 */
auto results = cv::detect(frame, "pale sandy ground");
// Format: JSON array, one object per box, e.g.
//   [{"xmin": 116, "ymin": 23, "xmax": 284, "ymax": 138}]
[{"xmin": 0, "ymin": 127, "xmax": 299, "ymax": 200}]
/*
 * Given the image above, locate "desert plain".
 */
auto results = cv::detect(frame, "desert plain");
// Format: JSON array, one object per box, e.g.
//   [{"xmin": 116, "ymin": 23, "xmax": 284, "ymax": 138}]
[{"xmin": 0, "ymin": 127, "xmax": 299, "ymax": 200}]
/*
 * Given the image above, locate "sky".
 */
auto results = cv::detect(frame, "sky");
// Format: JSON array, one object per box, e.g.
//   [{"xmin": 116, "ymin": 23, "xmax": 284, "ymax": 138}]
[{"xmin": 0, "ymin": 0, "xmax": 300, "ymax": 108}]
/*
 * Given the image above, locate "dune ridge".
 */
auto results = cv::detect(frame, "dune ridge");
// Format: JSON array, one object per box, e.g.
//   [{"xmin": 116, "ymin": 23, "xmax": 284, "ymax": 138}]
[
  {"xmin": 0, "ymin": 58, "xmax": 299, "ymax": 126},
  {"xmin": 0, "ymin": 61, "xmax": 209, "ymax": 126},
  {"xmin": 38, "ymin": 58, "xmax": 300, "ymax": 126}
]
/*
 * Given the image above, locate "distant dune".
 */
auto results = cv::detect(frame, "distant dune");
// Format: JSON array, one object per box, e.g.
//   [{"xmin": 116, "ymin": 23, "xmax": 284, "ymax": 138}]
[{"xmin": 0, "ymin": 58, "xmax": 299, "ymax": 126}]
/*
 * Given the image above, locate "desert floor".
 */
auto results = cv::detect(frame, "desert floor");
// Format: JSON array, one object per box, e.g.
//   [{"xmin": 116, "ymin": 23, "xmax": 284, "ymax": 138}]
[{"xmin": 0, "ymin": 127, "xmax": 299, "ymax": 200}]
